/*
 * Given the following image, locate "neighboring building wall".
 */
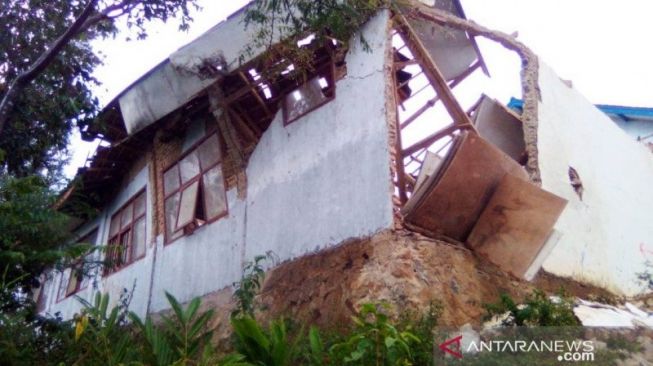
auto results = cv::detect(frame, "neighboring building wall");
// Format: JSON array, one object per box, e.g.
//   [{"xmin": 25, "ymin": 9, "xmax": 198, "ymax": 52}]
[
  {"xmin": 536, "ymin": 63, "xmax": 653, "ymax": 296},
  {"xmin": 610, "ymin": 118, "xmax": 653, "ymax": 142}
]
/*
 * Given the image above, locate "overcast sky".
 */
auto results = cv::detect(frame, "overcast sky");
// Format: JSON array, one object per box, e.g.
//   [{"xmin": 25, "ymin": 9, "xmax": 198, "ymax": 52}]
[{"xmin": 65, "ymin": 0, "xmax": 653, "ymax": 178}]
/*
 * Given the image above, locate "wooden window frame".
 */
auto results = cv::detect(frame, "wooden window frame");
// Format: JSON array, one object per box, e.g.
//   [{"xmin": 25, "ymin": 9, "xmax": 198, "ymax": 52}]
[
  {"xmin": 282, "ymin": 62, "xmax": 336, "ymax": 126},
  {"xmin": 104, "ymin": 190, "xmax": 147, "ymax": 276},
  {"xmin": 57, "ymin": 229, "xmax": 98, "ymax": 302},
  {"xmin": 163, "ymin": 132, "xmax": 228, "ymax": 245}
]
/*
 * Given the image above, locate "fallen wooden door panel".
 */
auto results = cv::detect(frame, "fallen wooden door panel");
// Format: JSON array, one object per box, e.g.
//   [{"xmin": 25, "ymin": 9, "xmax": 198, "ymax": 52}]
[
  {"xmin": 473, "ymin": 95, "xmax": 526, "ymax": 162},
  {"xmin": 402, "ymin": 131, "xmax": 528, "ymax": 241},
  {"xmin": 468, "ymin": 174, "xmax": 568, "ymax": 279}
]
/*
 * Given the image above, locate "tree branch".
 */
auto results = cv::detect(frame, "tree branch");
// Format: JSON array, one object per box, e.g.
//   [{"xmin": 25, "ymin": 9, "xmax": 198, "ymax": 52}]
[{"xmin": 0, "ymin": 0, "xmax": 99, "ymax": 136}]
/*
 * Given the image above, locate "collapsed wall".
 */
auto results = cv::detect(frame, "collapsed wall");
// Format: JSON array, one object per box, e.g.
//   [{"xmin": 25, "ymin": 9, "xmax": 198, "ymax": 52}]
[{"xmin": 401, "ymin": 2, "xmax": 653, "ymax": 296}]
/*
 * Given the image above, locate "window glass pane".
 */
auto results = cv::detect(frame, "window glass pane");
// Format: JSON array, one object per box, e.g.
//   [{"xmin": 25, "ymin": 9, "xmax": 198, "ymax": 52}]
[
  {"xmin": 81, "ymin": 229, "xmax": 98, "ymax": 246},
  {"xmin": 284, "ymin": 77, "xmax": 329, "ymax": 122},
  {"xmin": 176, "ymin": 181, "xmax": 199, "ymax": 229},
  {"xmin": 32, "ymin": 280, "xmax": 43, "ymax": 303},
  {"xmin": 164, "ymin": 165, "xmax": 180, "ymax": 195},
  {"xmin": 121, "ymin": 203, "xmax": 133, "ymax": 229},
  {"xmin": 179, "ymin": 151, "xmax": 200, "ymax": 184},
  {"xmin": 80, "ymin": 255, "xmax": 92, "ymax": 289},
  {"xmin": 106, "ymin": 238, "xmax": 119, "ymax": 274},
  {"xmin": 58, "ymin": 271, "xmax": 70, "ymax": 300},
  {"xmin": 119, "ymin": 230, "xmax": 131, "ymax": 265},
  {"xmin": 197, "ymin": 134, "xmax": 221, "ymax": 169},
  {"xmin": 134, "ymin": 192, "xmax": 146, "ymax": 217},
  {"xmin": 164, "ymin": 193, "xmax": 181, "ymax": 240},
  {"xmin": 109, "ymin": 215, "xmax": 120, "ymax": 237},
  {"xmin": 132, "ymin": 217, "xmax": 146, "ymax": 260},
  {"xmin": 35, "ymin": 279, "xmax": 47, "ymax": 312},
  {"xmin": 66, "ymin": 269, "xmax": 79, "ymax": 296},
  {"xmin": 203, "ymin": 165, "xmax": 227, "ymax": 220}
]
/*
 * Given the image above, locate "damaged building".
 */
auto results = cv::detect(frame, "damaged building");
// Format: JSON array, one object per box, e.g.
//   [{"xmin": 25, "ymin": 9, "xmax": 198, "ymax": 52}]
[{"xmin": 34, "ymin": 0, "xmax": 653, "ymax": 323}]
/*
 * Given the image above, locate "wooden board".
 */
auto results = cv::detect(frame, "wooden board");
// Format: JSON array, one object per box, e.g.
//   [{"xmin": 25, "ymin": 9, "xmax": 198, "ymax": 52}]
[
  {"xmin": 414, "ymin": 151, "xmax": 443, "ymax": 193},
  {"xmin": 402, "ymin": 131, "xmax": 528, "ymax": 241},
  {"xmin": 473, "ymin": 95, "xmax": 525, "ymax": 162},
  {"xmin": 467, "ymin": 174, "xmax": 568, "ymax": 279}
]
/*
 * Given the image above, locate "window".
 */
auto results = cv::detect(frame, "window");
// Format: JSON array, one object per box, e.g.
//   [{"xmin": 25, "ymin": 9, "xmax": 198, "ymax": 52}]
[
  {"xmin": 163, "ymin": 133, "xmax": 227, "ymax": 244},
  {"xmin": 57, "ymin": 229, "xmax": 98, "ymax": 300},
  {"xmin": 105, "ymin": 191, "xmax": 147, "ymax": 275},
  {"xmin": 32, "ymin": 274, "xmax": 47, "ymax": 312},
  {"xmin": 283, "ymin": 63, "xmax": 335, "ymax": 125}
]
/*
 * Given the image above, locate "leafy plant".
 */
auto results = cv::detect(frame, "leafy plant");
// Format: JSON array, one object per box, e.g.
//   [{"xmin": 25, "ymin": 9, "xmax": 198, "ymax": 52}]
[
  {"xmin": 71, "ymin": 290, "xmax": 138, "ymax": 365},
  {"xmin": 484, "ymin": 289, "xmax": 580, "ymax": 326},
  {"xmin": 231, "ymin": 315, "xmax": 300, "ymax": 366},
  {"xmin": 331, "ymin": 303, "xmax": 420, "ymax": 366},
  {"xmin": 129, "ymin": 292, "xmax": 219, "ymax": 366},
  {"xmin": 396, "ymin": 301, "xmax": 442, "ymax": 366},
  {"xmin": 232, "ymin": 254, "xmax": 269, "ymax": 318},
  {"xmin": 306, "ymin": 326, "xmax": 327, "ymax": 366}
]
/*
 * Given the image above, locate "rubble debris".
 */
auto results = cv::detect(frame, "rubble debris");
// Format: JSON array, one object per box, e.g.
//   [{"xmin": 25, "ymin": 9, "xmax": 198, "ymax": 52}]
[{"xmin": 574, "ymin": 299, "xmax": 653, "ymax": 328}]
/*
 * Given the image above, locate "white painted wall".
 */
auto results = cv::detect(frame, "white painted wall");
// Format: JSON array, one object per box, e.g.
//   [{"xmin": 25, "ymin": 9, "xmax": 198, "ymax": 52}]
[
  {"xmin": 151, "ymin": 10, "xmax": 394, "ymax": 309},
  {"xmin": 537, "ymin": 63, "xmax": 653, "ymax": 296},
  {"xmin": 149, "ymin": 188, "xmax": 246, "ymax": 312},
  {"xmin": 244, "ymin": 11, "xmax": 394, "ymax": 264}
]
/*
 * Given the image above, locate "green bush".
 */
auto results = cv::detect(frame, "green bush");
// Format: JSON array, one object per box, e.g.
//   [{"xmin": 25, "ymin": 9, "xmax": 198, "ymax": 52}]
[
  {"xmin": 484, "ymin": 289, "xmax": 580, "ymax": 326},
  {"xmin": 329, "ymin": 303, "xmax": 421, "ymax": 366}
]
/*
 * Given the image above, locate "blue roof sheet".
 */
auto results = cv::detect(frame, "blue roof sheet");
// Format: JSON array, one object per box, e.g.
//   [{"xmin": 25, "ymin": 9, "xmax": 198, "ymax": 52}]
[{"xmin": 507, "ymin": 98, "xmax": 653, "ymax": 121}]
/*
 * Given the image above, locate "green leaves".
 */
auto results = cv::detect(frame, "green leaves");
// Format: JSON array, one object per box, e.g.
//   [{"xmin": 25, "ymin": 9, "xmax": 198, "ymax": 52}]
[
  {"xmin": 0, "ymin": 176, "xmax": 71, "ymax": 301},
  {"xmin": 231, "ymin": 316, "xmax": 300, "ymax": 366},
  {"xmin": 0, "ymin": 0, "xmax": 201, "ymax": 179},
  {"xmin": 331, "ymin": 302, "xmax": 420, "ymax": 366},
  {"xmin": 484, "ymin": 289, "xmax": 580, "ymax": 326},
  {"xmin": 129, "ymin": 292, "xmax": 216, "ymax": 366},
  {"xmin": 232, "ymin": 254, "xmax": 269, "ymax": 318}
]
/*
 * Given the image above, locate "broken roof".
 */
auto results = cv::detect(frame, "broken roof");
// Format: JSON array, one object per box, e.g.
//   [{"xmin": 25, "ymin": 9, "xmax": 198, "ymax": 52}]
[{"xmin": 65, "ymin": 0, "xmax": 484, "ymax": 219}]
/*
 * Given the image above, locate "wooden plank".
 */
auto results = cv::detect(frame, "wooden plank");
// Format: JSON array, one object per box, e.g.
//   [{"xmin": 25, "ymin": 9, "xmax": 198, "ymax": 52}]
[
  {"xmin": 208, "ymin": 86, "xmax": 246, "ymax": 168},
  {"xmin": 395, "ymin": 15, "xmax": 474, "ymax": 127},
  {"xmin": 402, "ymin": 132, "xmax": 529, "ymax": 241},
  {"xmin": 467, "ymin": 174, "xmax": 567, "ymax": 278},
  {"xmin": 238, "ymin": 72, "xmax": 272, "ymax": 117},
  {"xmin": 472, "ymin": 95, "xmax": 525, "ymax": 161},
  {"xmin": 229, "ymin": 108, "xmax": 259, "ymax": 143},
  {"xmin": 402, "ymin": 123, "xmax": 469, "ymax": 156},
  {"xmin": 400, "ymin": 61, "xmax": 479, "ymax": 130},
  {"xmin": 391, "ymin": 62, "xmax": 409, "ymax": 204}
]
